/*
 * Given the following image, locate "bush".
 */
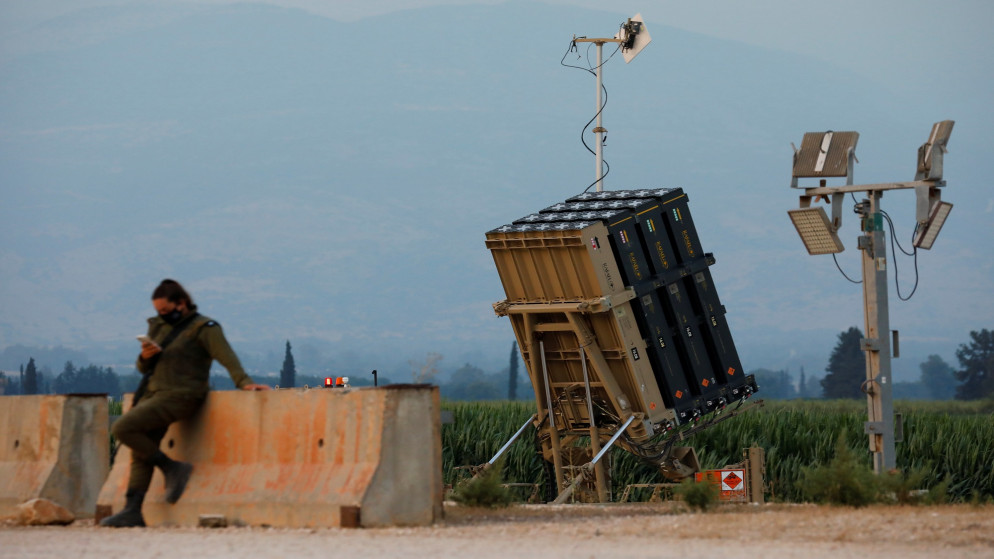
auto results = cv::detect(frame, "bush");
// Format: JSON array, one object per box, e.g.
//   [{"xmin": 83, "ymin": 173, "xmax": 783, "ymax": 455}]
[
  {"xmin": 924, "ymin": 474, "xmax": 952, "ymax": 505},
  {"xmin": 798, "ymin": 434, "xmax": 879, "ymax": 507},
  {"xmin": 674, "ymin": 478, "xmax": 719, "ymax": 512},
  {"xmin": 449, "ymin": 461, "xmax": 514, "ymax": 508},
  {"xmin": 878, "ymin": 468, "xmax": 928, "ymax": 504}
]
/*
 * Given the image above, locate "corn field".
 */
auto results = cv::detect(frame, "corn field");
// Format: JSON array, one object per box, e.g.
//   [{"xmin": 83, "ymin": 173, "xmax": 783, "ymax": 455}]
[{"xmin": 441, "ymin": 399, "xmax": 994, "ymax": 502}]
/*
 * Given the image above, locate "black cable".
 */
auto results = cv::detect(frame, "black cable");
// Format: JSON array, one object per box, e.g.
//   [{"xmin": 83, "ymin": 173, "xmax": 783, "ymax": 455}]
[
  {"xmin": 881, "ymin": 210, "xmax": 916, "ymax": 256},
  {"xmin": 833, "ymin": 253, "xmax": 863, "ymax": 284},
  {"xmin": 583, "ymin": 40, "xmax": 621, "ymax": 72},
  {"xmin": 559, "ymin": 39, "xmax": 620, "ymax": 193},
  {"xmin": 880, "ymin": 210, "xmax": 921, "ymax": 301}
]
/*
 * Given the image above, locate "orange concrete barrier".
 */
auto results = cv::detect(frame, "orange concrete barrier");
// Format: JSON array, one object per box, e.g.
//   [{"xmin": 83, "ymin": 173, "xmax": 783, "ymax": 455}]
[
  {"xmin": 97, "ymin": 385, "xmax": 442, "ymax": 528},
  {"xmin": 0, "ymin": 395, "xmax": 110, "ymax": 518}
]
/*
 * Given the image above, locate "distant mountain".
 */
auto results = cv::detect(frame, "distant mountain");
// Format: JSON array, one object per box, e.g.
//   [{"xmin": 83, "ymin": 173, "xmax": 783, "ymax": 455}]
[{"xmin": 1, "ymin": 2, "xmax": 990, "ymax": 383}]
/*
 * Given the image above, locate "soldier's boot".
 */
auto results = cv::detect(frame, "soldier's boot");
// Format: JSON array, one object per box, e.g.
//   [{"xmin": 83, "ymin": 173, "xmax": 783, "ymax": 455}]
[
  {"xmin": 99, "ymin": 489, "xmax": 146, "ymax": 527},
  {"xmin": 151, "ymin": 450, "xmax": 194, "ymax": 504}
]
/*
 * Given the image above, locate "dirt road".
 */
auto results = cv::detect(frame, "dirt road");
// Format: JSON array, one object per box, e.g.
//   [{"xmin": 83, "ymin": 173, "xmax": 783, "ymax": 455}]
[{"xmin": 2, "ymin": 503, "xmax": 992, "ymax": 559}]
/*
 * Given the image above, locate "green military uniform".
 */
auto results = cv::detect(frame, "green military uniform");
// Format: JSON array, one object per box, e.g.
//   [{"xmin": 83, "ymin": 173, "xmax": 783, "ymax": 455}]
[{"xmin": 112, "ymin": 312, "xmax": 253, "ymax": 491}]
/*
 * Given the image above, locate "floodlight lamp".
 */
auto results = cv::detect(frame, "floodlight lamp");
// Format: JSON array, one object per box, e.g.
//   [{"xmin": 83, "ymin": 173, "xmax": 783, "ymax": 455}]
[
  {"xmin": 791, "ymin": 130, "xmax": 859, "ymax": 188},
  {"xmin": 916, "ymin": 120, "xmax": 954, "ymax": 181},
  {"xmin": 913, "ymin": 201, "xmax": 953, "ymax": 250},
  {"xmin": 788, "ymin": 207, "xmax": 845, "ymax": 255}
]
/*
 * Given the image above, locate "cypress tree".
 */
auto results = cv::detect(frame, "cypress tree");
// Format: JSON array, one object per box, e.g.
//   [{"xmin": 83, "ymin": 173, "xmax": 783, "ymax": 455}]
[
  {"xmin": 24, "ymin": 358, "xmax": 38, "ymax": 395},
  {"xmin": 508, "ymin": 341, "xmax": 519, "ymax": 400},
  {"xmin": 280, "ymin": 340, "xmax": 296, "ymax": 388},
  {"xmin": 821, "ymin": 327, "xmax": 866, "ymax": 399}
]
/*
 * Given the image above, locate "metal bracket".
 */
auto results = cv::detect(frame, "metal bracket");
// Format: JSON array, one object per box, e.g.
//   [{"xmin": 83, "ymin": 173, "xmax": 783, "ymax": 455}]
[
  {"xmin": 864, "ymin": 421, "xmax": 885, "ymax": 435},
  {"xmin": 916, "ymin": 120, "xmax": 954, "ymax": 181},
  {"xmin": 860, "ymin": 337, "xmax": 881, "ymax": 352},
  {"xmin": 831, "ymin": 192, "xmax": 844, "ymax": 229}
]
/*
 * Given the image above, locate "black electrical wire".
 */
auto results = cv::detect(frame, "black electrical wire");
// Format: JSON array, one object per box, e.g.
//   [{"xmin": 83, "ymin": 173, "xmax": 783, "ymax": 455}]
[
  {"xmin": 881, "ymin": 209, "xmax": 916, "ymax": 257},
  {"xmin": 833, "ymin": 253, "xmax": 863, "ymax": 284},
  {"xmin": 880, "ymin": 210, "xmax": 921, "ymax": 301},
  {"xmin": 559, "ymin": 39, "xmax": 621, "ymax": 192}
]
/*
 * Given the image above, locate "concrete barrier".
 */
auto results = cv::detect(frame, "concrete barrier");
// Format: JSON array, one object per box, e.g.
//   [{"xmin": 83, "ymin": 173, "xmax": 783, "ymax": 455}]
[
  {"xmin": 0, "ymin": 395, "xmax": 110, "ymax": 519},
  {"xmin": 97, "ymin": 385, "xmax": 442, "ymax": 528}
]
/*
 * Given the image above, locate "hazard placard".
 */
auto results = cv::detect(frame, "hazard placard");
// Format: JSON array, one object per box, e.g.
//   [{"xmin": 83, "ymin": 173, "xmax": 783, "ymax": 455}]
[
  {"xmin": 695, "ymin": 468, "xmax": 748, "ymax": 502},
  {"xmin": 721, "ymin": 470, "xmax": 743, "ymax": 491}
]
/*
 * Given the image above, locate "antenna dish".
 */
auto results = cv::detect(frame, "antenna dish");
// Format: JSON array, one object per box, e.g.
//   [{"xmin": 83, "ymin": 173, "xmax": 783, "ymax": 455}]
[{"xmin": 616, "ymin": 13, "xmax": 651, "ymax": 63}]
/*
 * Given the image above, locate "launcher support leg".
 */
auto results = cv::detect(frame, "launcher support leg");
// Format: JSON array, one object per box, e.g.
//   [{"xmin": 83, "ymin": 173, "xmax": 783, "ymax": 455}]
[
  {"xmin": 565, "ymin": 313, "xmax": 631, "ymax": 420},
  {"xmin": 552, "ymin": 415, "xmax": 636, "ymax": 504},
  {"xmin": 539, "ymin": 340, "xmax": 566, "ymax": 495},
  {"xmin": 581, "ymin": 347, "xmax": 608, "ymax": 502}
]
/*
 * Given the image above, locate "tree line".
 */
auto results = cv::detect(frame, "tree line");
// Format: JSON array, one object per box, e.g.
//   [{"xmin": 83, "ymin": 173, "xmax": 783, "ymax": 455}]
[
  {"xmin": 2, "ymin": 329, "xmax": 991, "ymax": 402},
  {"xmin": 754, "ymin": 327, "xmax": 993, "ymax": 401}
]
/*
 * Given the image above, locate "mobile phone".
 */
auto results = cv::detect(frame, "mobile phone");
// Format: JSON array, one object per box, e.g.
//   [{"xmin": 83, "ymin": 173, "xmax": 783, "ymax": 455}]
[{"xmin": 136, "ymin": 335, "xmax": 153, "ymax": 344}]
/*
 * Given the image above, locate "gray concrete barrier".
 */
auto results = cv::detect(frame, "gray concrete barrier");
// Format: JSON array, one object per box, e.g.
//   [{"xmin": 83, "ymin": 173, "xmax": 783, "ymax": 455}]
[{"xmin": 0, "ymin": 395, "xmax": 110, "ymax": 518}]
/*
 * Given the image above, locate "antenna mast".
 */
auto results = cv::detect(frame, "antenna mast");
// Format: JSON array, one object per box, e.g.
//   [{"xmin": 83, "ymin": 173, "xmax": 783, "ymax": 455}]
[{"xmin": 572, "ymin": 14, "xmax": 651, "ymax": 192}]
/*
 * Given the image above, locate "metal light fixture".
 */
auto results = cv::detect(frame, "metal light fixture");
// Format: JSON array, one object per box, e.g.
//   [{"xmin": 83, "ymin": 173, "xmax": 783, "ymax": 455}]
[
  {"xmin": 787, "ymin": 207, "xmax": 845, "ymax": 255},
  {"xmin": 913, "ymin": 201, "xmax": 953, "ymax": 250},
  {"xmin": 791, "ymin": 131, "xmax": 860, "ymax": 188},
  {"xmin": 916, "ymin": 120, "xmax": 954, "ymax": 181}
]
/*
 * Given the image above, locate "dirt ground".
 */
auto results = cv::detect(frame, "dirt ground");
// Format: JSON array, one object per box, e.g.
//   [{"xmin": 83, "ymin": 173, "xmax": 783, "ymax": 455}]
[{"xmin": 2, "ymin": 503, "xmax": 993, "ymax": 559}]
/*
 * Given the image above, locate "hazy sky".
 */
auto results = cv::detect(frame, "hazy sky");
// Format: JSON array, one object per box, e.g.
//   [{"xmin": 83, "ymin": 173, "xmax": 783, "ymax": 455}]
[
  {"xmin": 5, "ymin": 0, "xmax": 991, "ymax": 84},
  {"xmin": 1, "ymin": 0, "xmax": 990, "ymax": 379}
]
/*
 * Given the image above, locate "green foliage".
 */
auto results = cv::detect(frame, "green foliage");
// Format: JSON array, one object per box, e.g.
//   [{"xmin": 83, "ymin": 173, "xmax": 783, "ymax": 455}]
[
  {"xmin": 447, "ymin": 364, "xmax": 502, "ymax": 401},
  {"xmin": 750, "ymin": 368, "xmax": 796, "ymax": 399},
  {"xmin": 673, "ymin": 478, "xmax": 719, "ymax": 511},
  {"xmin": 449, "ymin": 460, "xmax": 514, "ymax": 508},
  {"xmin": 279, "ymin": 340, "xmax": 296, "ymax": 388},
  {"xmin": 798, "ymin": 434, "xmax": 879, "ymax": 507},
  {"xmin": 919, "ymin": 354, "xmax": 956, "ymax": 400},
  {"xmin": 924, "ymin": 474, "xmax": 952, "ymax": 505},
  {"xmin": 821, "ymin": 327, "xmax": 865, "ymax": 399},
  {"xmin": 508, "ymin": 341, "xmax": 519, "ymax": 400},
  {"xmin": 954, "ymin": 329, "xmax": 994, "ymax": 400},
  {"xmin": 53, "ymin": 361, "xmax": 122, "ymax": 398},
  {"xmin": 442, "ymin": 401, "xmax": 544, "ymax": 489},
  {"xmin": 878, "ymin": 468, "xmax": 928, "ymax": 504},
  {"xmin": 23, "ymin": 357, "xmax": 39, "ymax": 395},
  {"xmin": 442, "ymin": 399, "xmax": 994, "ymax": 504}
]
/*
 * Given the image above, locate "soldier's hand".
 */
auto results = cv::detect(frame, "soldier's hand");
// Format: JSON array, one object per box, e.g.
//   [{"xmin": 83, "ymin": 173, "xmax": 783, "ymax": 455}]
[
  {"xmin": 242, "ymin": 384, "xmax": 271, "ymax": 391},
  {"xmin": 140, "ymin": 341, "xmax": 161, "ymax": 360}
]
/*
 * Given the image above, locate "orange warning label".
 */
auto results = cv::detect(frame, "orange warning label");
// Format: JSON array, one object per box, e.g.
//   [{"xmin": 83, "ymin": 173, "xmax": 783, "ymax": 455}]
[{"xmin": 695, "ymin": 469, "xmax": 748, "ymax": 502}]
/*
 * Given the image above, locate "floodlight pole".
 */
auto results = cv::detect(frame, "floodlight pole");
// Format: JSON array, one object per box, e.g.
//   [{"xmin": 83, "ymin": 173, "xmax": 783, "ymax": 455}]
[
  {"xmin": 859, "ymin": 190, "xmax": 896, "ymax": 473},
  {"xmin": 799, "ymin": 178, "xmax": 941, "ymax": 473},
  {"xmin": 791, "ymin": 122, "xmax": 952, "ymax": 475}
]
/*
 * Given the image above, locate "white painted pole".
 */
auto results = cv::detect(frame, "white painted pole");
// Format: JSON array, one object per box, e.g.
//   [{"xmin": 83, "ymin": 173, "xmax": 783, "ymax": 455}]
[{"xmin": 595, "ymin": 41, "xmax": 605, "ymax": 191}]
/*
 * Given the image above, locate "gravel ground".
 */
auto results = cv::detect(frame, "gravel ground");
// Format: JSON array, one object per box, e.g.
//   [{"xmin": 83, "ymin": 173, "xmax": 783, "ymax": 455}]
[{"xmin": 2, "ymin": 503, "xmax": 993, "ymax": 559}]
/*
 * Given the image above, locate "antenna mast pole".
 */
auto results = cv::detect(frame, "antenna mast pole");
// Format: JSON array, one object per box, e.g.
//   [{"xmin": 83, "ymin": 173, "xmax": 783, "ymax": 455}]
[
  {"xmin": 594, "ymin": 41, "xmax": 605, "ymax": 192},
  {"xmin": 575, "ymin": 37, "xmax": 624, "ymax": 192},
  {"xmin": 574, "ymin": 15, "xmax": 649, "ymax": 192}
]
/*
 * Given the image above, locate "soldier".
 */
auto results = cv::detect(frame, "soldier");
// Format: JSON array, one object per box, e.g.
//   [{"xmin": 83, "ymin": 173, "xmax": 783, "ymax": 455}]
[{"xmin": 101, "ymin": 279, "xmax": 269, "ymax": 527}]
